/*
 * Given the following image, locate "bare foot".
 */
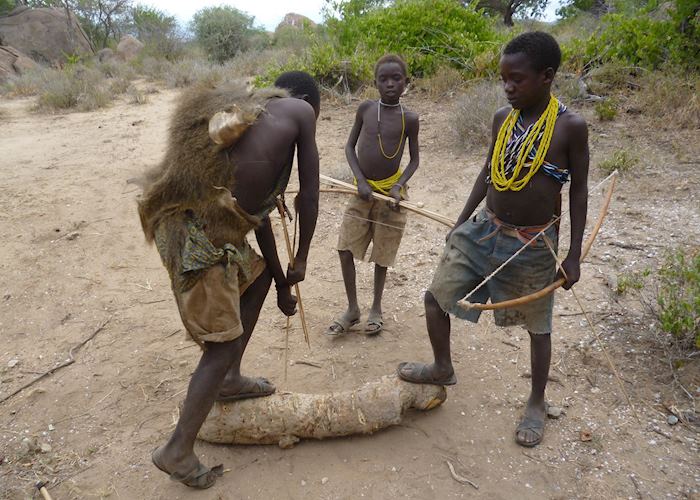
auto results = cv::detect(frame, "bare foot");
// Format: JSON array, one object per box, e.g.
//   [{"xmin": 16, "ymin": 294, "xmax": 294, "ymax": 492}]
[{"xmin": 515, "ymin": 397, "xmax": 546, "ymax": 447}]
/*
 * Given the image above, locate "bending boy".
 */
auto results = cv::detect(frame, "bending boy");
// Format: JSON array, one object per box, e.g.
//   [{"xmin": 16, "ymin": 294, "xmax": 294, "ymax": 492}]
[
  {"xmin": 138, "ymin": 72, "xmax": 320, "ymax": 488},
  {"xmin": 398, "ymin": 32, "xmax": 589, "ymax": 447},
  {"xmin": 327, "ymin": 54, "xmax": 420, "ymax": 336}
]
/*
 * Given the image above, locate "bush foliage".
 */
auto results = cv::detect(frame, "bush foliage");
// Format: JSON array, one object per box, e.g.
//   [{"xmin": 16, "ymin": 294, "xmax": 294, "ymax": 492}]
[
  {"xmin": 657, "ymin": 248, "xmax": 700, "ymax": 349},
  {"xmin": 258, "ymin": 0, "xmax": 501, "ymax": 89},
  {"xmin": 190, "ymin": 6, "xmax": 267, "ymax": 63}
]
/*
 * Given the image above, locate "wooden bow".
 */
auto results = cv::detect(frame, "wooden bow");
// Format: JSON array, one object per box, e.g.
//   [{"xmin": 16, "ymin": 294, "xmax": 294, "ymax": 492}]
[
  {"xmin": 457, "ymin": 173, "xmax": 617, "ymax": 311},
  {"xmin": 318, "ymin": 174, "xmax": 455, "ymax": 227}
]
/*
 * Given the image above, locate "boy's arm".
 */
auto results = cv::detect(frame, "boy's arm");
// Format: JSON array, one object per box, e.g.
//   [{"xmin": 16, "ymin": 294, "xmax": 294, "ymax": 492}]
[
  {"xmin": 287, "ymin": 102, "xmax": 320, "ymax": 286},
  {"xmin": 255, "ymin": 217, "xmax": 296, "ymax": 315},
  {"xmin": 345, "ymin": 102, "xmax": 372, "ymax": 200},
  {"xmin": 450, "ymin": 107, "xmax": 510, "ymax": 237},
  {"xmin": 389, "ymin": 112, "xmax": 420, "ymax": 206},
  {"xmin": 558, "ymin": 115, "xmax": 589, "ymax": 290}
]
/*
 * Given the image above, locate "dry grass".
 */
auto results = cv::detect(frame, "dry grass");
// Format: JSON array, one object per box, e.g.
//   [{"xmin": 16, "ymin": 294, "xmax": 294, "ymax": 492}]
[
  {"xmin": 416, "ymin": 65, "xmax": 464, "ymax": 98},
  {"xmin": 449, "ymin": 79, "xmax": 506, "ymax": 146},
  {"xmin": 632, "ymin": 71, "xmax": 699, "ymax": 130},
  {"xmin": 36, "ymin": 66, "xmax": 113, "ymax": 112},
  {"xmin": 127, "ymin": 85, "xmax": 148, "ymax": 105},
  {"xmin": 1, "ymin": 66, "xmax": 53, "ymax": 97}
]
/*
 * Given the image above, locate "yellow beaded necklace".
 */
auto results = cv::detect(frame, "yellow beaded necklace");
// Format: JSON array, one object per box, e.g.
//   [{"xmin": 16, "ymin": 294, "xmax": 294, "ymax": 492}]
[
  {"xmin": 377, "ymin": 100, "xmax": 405, "ymax": 160},
  {"xmin": 490, "ymin": 95, "xmax": 560, "ymax": 192}
]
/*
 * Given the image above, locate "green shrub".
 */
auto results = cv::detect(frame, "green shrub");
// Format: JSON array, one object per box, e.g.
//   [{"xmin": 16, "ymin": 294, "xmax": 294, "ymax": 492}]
[
  {"xmin": 131, "ymin": 5, "xmax": 184, "ymax": 60},
  {"xmin": 327, "ymin": 0, "xmax": 501, "ymax": 77},
  {"xmin": 584, "ymin": 12, "xmax": 698, "ymax": 70},
  {"xmin": 598, "ymin": 149, "xmax": 638, "ymax": 175},
  {"xmin": 616, "ymin": 269, "xmax": 650, "ymax": 295},
  {"xmin": 258, "ymin": 0, "xmax": 501, "ymax": 90},
  {"xmin": 595, "ymin": 98, "xmax": 617, "ymax": 121},
  {"xmin": 657, "ymin": 248, "xmax": 700, "ymax": 349},
  {"xmin": 190, "ymin": 6, "xmax": 265, "ymax": 63}
]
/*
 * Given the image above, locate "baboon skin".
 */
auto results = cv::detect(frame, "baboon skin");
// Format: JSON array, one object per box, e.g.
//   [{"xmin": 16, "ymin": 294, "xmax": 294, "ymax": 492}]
[{"xmin": 136, "ymin": 82, "xmax": 288, "ymax": 278}]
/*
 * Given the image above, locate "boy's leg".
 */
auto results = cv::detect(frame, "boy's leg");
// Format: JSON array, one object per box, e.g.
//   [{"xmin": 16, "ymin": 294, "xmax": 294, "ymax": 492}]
[
  {"xmin": 326, "ymin": 250, "xmax": 361, "ymax": 333},
  {"xmin": 397, "ymin": 291, "xmax": 456, "ymax": 384},
  {"xmin": 153, "ymin": 340, "xmax": 237, "ymax": 485},
  {"xmin": 366, "ymin": 264, "xmax": 387, "ymax": 334},
  {"xmin": 515, "ymin": 331, "xmax": 551, "ymax": 446},
  {"xmin": 155, "ymin": 269, "xmax": 274, "ymax": 483},
  {"xmin": 218, "ymin": 268, "xmax": 274, "ymax": 398}
]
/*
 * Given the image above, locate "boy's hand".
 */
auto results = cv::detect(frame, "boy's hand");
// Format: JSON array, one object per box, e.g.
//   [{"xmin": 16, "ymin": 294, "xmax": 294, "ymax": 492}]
[
  {"xmin": 276, "ymin": 284, "xmax": 297, "ymax": 316},
  {"xmin": 557, "ymin": 254, "xmax": 581, "ymax": 290},
  {"xmin": 389, "ymin": 184, "xmax": 403, "ymax": 209},
  {"xmin": 286, "ymin": 259, "xmax": 307, "ymax": 285},
  {"xmin": 357, "ymin": 180, "xmax": 373, "ymax": 201}
]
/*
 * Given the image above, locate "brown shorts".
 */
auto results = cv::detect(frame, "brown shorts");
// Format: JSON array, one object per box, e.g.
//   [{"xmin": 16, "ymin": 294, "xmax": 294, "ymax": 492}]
[
  {"xmin": 337, "ymin": 195, "xmax": 407, "ymax": 267},
  {"xmin": 173, "ymin": 241, "xmax": 265, "ymax": 345}
]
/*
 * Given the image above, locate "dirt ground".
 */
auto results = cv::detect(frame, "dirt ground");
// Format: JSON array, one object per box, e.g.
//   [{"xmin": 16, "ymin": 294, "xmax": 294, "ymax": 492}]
[{"xmin": 1, "ymin": 84, "xmax": 698, "ymax": 500}]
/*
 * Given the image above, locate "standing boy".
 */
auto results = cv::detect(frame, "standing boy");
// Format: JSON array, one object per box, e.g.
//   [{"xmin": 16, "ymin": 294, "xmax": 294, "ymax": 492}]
[
  {"xmin": 398, "ymin": 32, "xmax": 589, "ymax": 447},
  {"xmin": 139, "ymin": 72, "xmax": 320, "ymax": 488},
  {"xmin": 327, "ymin": 54, "xmax": 420, "ymax": 336}
]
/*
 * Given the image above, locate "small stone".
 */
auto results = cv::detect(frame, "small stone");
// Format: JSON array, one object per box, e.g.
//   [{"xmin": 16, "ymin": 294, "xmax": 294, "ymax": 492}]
[
  {"xmin": 21, "ymin": 437, "xmax": 39, "ymax": 454},
  {"xmin": 667, "ymin": 415, "xmax": 679, "ymax": 426},
  {"xmin": 590, "ymin": 387, "xmax": 600, "ymax": 394},
  {"xmin": 40, "ymin": 442, "xmax": 52, "ymax": 453},
  {"xmin": 579, "ymin": 430, "xmax": 593, "ymax": 442},
  {"xmin": 48, "ymin": 424, "xmax": 55, "ymax": 431},
  {"xmin": 546, "ymin": 406, "xmax": 563, "ymax": 419},
  {"xmin": 7, "ymin": 359, "xmax": 19, "ymax": 368},
  {"xmin": 321, "ymin": 477, "xmax": 329, "ymax": 485},
  {"xmin": 301, "ymin": 480, "xmax": 306, "ymax": 486}
]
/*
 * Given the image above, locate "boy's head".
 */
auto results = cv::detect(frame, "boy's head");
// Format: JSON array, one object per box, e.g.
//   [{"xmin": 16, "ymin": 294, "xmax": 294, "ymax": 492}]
[
  {"xmin": 374, "ymin": 54, "xmax": 408, "ymax": 104},
  {"xmin": 500, "ymin": 31, "xmax": 561, "ymax": 110},
  {"xmin": 275, "ymin": 71, "xmax": 321, "ymax": 118}
]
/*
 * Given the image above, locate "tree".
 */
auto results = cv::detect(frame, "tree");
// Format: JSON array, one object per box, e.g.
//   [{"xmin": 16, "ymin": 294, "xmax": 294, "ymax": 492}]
[
  {"xmin": 190, "ymin": 6, "xmax": 262, "ymax": 63},
  {"xmin": 472, "ymin": 0, "xmax": 549, "ymax": 26},
  {"xmin": 556, "ymin": 0, "xmax": 609, "ymax": 19},
  {"xmin": 130, "ymin": 5, "xmax": 182, "ymax": 59}
]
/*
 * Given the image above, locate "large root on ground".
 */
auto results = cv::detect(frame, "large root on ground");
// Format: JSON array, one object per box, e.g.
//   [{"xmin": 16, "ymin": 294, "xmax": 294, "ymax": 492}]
[{"xmin": 198, "ymin": 375, "xmax": 447, "ymax": 448}]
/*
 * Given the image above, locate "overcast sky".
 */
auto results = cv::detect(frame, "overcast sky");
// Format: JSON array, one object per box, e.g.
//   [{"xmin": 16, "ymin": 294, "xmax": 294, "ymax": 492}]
[{"xmin": 138, "ymin": 0, "xmax": 561, "ymax": 32}]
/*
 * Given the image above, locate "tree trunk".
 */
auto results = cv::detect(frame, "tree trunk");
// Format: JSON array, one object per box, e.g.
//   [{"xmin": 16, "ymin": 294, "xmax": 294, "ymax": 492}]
[{"xmin": 198, "ymin": 375, "xmax": 448, "ymax": 448}]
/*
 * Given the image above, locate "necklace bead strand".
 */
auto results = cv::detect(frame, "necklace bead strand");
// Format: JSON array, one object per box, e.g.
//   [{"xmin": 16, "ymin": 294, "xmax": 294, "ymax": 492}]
[
  {"xmin": 377, "ymin": 100, "xmax": 405, "ymax": 160},
  {"xmin": 490, "ymin": 95, "xmax": 560, "ymax": 192}
]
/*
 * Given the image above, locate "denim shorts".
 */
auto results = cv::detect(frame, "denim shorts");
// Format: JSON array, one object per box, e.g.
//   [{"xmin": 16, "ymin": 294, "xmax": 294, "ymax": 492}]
[{"xmin": 428, "ymin": 209, "xmax": 558, "ymax": 334}]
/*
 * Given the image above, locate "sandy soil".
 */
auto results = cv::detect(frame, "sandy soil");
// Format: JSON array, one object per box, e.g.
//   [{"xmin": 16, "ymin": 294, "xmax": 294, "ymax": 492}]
[{"xmin": 0, "ymin": 85, "xmax": 698, "ymax": 499}]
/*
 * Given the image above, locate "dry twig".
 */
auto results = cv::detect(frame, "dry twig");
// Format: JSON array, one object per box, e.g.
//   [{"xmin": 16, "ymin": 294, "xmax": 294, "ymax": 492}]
[
  {"xmin": 0, "ymin": 317, "xmax": 111, "ymax": 404},
  {"xmin": 445, "ymin": 460, "xmax": 478, "ymax": 490}
]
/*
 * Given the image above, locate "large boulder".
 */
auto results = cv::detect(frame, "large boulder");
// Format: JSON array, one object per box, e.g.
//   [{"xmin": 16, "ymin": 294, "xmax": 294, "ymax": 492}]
[
  {"xmin": 97, "ymin": 47, "xmax": 115, "ymax": 63},
  {"xmin": 0, "ymin": 45, "xmax": 37, "ymax": 82},
  {"xmin": 0, "ymin": 7, "xmax": 94, "ymax": 65},
  {"xmin": 277, "ymin": 13, "xmax": 316, "ymax": 30},
  {"xmin": 116, "ymin": 35, "xmax": 143, "ymax": 62}
]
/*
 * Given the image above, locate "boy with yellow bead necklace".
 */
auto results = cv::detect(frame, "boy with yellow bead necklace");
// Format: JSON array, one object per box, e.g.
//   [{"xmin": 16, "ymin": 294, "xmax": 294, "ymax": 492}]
[
  {"xmin": 398, "ymin": 32, "xmax": 590, "ymax": 448},
  {"xmin": 326, "ymin": 54, "xmax": 420, "ymax": 337}
]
